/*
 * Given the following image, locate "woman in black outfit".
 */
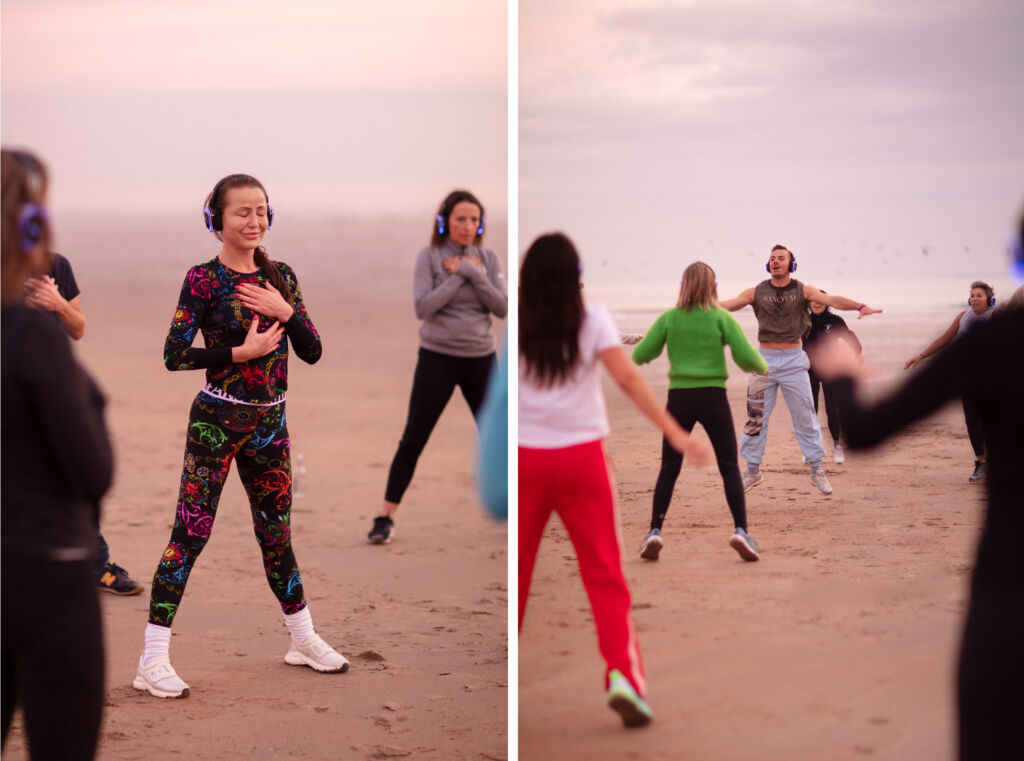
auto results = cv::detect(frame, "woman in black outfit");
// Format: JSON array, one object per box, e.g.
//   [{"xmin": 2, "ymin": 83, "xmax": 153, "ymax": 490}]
[
  {"xmin": 803, "ymin": 294, "xmax": 862, "ymax": 464},
  {"xmin": 1, "ymin": 148, "xmax": 113, "ymax": 761},
  {"xmin": 811, "ymin": 260, "xmax": 1024, "ymax": 760}
]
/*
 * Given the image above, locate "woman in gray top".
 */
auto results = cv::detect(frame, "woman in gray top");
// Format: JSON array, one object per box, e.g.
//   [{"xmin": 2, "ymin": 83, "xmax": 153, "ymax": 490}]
[
  {"xmin": 904, "ymin": 280, "xmax": 997, "ymax": 482},
  {"xmin": 368, "ymin": 190, "xmax": 507, "ymax": 544}
]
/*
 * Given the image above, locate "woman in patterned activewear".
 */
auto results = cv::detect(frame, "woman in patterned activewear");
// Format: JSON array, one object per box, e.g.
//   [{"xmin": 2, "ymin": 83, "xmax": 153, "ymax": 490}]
[{"xmin": 133, "ymin": 174, "xmax": 347, "ymax": 699}]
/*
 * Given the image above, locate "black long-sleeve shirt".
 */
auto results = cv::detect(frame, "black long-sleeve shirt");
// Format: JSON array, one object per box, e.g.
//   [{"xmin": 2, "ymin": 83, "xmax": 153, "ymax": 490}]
[
  {"xmin": 164, "ymin": 258, "xmax": 321, "ymax": 404},
  {"xmin": 1, "ymin": 305, "xmax": 113, "ymax": 559},
  {"xmin": 804, "ymin": 310, "xmax": 862, "ymax": 355}
]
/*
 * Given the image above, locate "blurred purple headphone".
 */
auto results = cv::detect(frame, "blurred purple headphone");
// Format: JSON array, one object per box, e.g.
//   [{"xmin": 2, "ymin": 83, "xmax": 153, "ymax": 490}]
[
  {"xmin": 435, "ymin": 213, "xmax": 485, "ymax": 237},
  {"xmin": 18, "ymin": 202, "xmax": 49, "ymax": 253}
]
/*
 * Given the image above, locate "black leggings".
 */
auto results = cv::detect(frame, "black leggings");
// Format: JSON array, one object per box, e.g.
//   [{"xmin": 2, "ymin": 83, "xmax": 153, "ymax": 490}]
[
  {"xmin": 651, "ymin": 387, "xmax": 747, "ymax": 531},
  {"xmin": 385, "ymin": 348, "xmax": 495, "ymax": 504},
  {"xmin": 149, "ymin": 393, "xmax": 305, "ymax": 627},
  {"xmin": 2, "ymin": 555, "xmax": 104, "ymax": 761},
  {"xmin": 962, "ymin": 396, "xmax": 985, "ymax": 458},
  {"xmin": 808, "ymin": 370, "xmax": 842, "ymax": 444}
]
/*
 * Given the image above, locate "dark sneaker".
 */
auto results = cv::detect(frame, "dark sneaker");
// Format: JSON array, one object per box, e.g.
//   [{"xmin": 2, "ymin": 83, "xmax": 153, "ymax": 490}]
[
  {"xmin": 728, "ymin": 528, "xmax": 760, "ymax": 561},
  {"xmin": 607, "ymin": 669, "xmax": 652, "ymax": 728},
  {"xmin": 98, "ymin": 562, "xmax": 144, "ymax": 596},
  {"xmin": 367, "ymin": 516, "xmax": 394, "ymax": 544},
  {"xmin": 639, "ymin": 529, "xmax": 663, "ymax": 561},
  {"xmin": 968, "ymin": 461, "xmax": 987, "ymax": 483}
]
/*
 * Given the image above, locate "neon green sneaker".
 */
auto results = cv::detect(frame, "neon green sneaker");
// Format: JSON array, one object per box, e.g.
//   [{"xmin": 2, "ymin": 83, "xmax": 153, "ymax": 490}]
[{"xmin": 607, "ymin": 669, "xmax": 652, "ymax": 727}]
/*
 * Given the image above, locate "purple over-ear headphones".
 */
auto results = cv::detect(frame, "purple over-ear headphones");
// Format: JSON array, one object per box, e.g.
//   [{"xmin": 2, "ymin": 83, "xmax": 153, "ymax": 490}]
[
  {"xmin": 435, "ymin": 213, "xmax": 485, "ymax": 237},
  {"xmin": 968, "ymin": 293, "xmax": 996, "ymax": 308},
  {"xmin": 18, "ymin": 202, "xmax": 49, "ymax": 253},
  {"xmin": 203, "ymin": 175, "xmax": 274, "ymax": 233},
  {"xmin": 766, "ymin": 250, "xmax": 797, "ymax": 273}
]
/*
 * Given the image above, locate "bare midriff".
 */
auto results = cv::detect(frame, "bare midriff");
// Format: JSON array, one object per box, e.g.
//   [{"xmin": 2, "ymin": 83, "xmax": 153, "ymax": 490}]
[{"xmin": 760, "ymin": 340, "xmax": 802, "ymax": 350}]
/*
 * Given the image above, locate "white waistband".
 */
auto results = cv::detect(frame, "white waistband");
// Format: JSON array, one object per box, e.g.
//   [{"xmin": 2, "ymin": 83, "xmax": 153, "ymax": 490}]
[{"xmin": 201, "ymin": 384, "xmax": 286, "ymax": 407}]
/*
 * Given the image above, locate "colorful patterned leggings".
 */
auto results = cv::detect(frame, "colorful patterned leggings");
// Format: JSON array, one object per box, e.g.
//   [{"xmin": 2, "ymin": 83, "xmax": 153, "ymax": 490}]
[{"xmin": 148, "ymin": 392, "xmax": 305, "ymax": 627}]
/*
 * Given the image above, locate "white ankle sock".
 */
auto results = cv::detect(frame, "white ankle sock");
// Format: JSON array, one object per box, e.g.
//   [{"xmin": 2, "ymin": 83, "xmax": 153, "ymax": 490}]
[
  {"xmin": 284, "ymin": 607, "xmax": 315, "ymax": 644},
  {"xmin": 142, "ymin": 623, "xmax": 172, "ymax": 666}
]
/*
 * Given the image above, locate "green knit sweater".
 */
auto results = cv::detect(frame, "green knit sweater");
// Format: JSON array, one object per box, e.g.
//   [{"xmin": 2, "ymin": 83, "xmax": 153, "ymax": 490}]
[{"xmin": 632, "ymin": 306, "xmax": 768, "ymax": 389}]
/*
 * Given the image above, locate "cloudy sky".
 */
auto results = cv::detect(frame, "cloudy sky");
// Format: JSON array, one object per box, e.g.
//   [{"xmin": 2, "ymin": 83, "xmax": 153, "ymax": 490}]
[
  {"xmin": 2, "ymin": 0, "xmax": 507, "ymax": 216},
  {"xmin": 520, "ymin": 0, "xmax": 1024, "ymax": 283}
]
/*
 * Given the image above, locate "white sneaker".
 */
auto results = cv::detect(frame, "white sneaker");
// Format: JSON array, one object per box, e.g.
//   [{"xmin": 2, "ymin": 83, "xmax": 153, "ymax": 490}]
[
  {"xmin": 284, "ymin": 634, "xmax": 350, "ymax": 673},
  {"xmin": 833, "ymin": 444, "xmax": 845, "ymax": 465},
  {"xmin": 742, "ymin": 470, "xmax": 764, "ymax": 492},
  {"xmin": 133, "ymin": 656, "xmax": 190, "ymax": 698},
  {"xmin": 809, "ymin": 467, "xmax": 833, "ymax": 495}
]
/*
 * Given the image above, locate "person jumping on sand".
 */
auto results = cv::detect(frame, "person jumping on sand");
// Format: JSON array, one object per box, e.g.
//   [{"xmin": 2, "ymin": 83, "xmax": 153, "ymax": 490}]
[
  {"xmin": 632, "ymin": 261, "xmax": 768, "ymax": 562},
  {"xmin": 133, "ymin": 174, "xmax": 348, "ymax": 700},
  {"xmin": 719, "ymin": 245, "xmax": 881, "ymax": 495},
  {"xmin": 904, "ymin": 280, "xmax": 996, "ymax": 483},
  {"xmin": 519, "ymin": 232, "xmax": 710, "ymax": 728}
]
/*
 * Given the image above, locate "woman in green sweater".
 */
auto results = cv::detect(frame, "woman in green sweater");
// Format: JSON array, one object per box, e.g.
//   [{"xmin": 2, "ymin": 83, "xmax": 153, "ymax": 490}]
[{"xmin": 632, "ymin": 262, "xmax": 768, "ymax": 561}]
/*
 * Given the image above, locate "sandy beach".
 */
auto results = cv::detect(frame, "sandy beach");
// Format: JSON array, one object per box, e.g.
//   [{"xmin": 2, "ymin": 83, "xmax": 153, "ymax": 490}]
[
  {"xmin": 519, "ymin": 307, "xmax": 985, "ymax": 761},
  {"xmin": 3, "ymin": 213, "xmax": 508, "ymax": 761}
]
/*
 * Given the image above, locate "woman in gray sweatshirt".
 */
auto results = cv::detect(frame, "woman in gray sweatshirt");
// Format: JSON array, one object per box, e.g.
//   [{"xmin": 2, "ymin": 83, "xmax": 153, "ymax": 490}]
[{"xmin": 368, "ymin": 190, "xmax": 507, "ymax": 544}]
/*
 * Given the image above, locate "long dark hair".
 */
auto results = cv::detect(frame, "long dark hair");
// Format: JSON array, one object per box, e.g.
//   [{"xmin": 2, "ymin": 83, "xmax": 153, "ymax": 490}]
[
  {"xmin": 206, "ymin": 174, "xmax": 291, "ymax": 302},
  {"xmin": 519, "ymin": 232, "xmax": 584, "ymax": 387},
  {"xmin": 430, "ymin": 189, "xmax": 484, "ymax": 247}
]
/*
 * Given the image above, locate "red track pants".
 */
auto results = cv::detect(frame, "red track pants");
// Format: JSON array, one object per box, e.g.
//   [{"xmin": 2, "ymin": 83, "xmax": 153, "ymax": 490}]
[{"xmin": 518, "ymin": 439, "xmax": 646, "ymax": 695}]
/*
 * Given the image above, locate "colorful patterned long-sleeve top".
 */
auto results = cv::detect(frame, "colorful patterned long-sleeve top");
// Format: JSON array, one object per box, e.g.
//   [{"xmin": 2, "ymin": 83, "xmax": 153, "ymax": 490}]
[{"xmin": 164, "ymin": 258, "xmax": 321, "ymax": 404}]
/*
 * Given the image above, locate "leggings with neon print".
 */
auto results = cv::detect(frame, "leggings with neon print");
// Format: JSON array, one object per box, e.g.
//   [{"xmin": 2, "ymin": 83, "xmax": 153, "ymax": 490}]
[{"xmin": 148, "ymin": 392, "xmax": 305, "ymax": 627}]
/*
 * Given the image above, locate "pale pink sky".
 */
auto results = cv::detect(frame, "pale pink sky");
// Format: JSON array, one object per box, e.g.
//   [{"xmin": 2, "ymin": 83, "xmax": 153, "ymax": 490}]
[
  {"xmin": 2, "ymin": 0, "xmax": 507, "ymax": 216},
  {"xmin": 520, "ymin": 0, "xmax": 1024, "ymax": 284}
]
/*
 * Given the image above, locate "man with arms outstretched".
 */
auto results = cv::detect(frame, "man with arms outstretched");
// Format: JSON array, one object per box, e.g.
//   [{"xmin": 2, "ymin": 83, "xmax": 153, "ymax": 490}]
[{"xmin": 720, "ymin": 245, "xmax": 881, "ymax": 495}]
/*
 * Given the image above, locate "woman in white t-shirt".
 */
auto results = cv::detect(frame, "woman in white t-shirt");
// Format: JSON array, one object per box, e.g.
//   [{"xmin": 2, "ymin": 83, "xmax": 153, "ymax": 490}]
[{"xmin": 518, "ymin": 232, "xmax": 709, "ymax": 728}]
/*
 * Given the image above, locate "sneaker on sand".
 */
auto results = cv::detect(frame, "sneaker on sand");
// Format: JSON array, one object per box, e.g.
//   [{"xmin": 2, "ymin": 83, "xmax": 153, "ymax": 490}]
[
  {"xmin": 639, "ymin": 529, "xmax": 663, "ymax": 561},
  {"xmin": 809, "ymin": 467, "xmax": 833, "ymax": 495},
  {"xmin": 98, "ymin": 562, "xmax": 144, "ymax": 596},
  {"xmin": 833, "ymin": 443, "xmax": 845, "ymax": 465},
  {"xmin": 968, "ymin": 461, "xmax": 988, "ymax": 483},
  {"xmin": 284, "ymin": 634, "xmax": 350, "ymax": 673},
  {"xmin": 728, "ymin": 528, "xmax": 760, "ymax": 561},
  {"xmin": 607, "ymin": 669, "xmax": 652, "ymax": 728},
  {"xmin": 133, "ymin": 656, "xmax": 190, "ymax": 699},
  {"xmin": 367, "ymin": 516, "xmax": 394, "ymax": 544},
  {"xmin": 742, "ymin": 470, "xmax": 764, "ymax": 492}
]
